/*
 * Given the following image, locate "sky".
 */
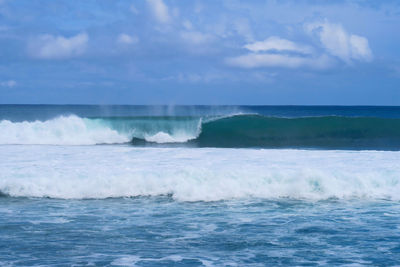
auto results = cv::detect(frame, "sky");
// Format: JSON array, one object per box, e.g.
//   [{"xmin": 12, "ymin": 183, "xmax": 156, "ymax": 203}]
[{"xmin": 0, "ymin": 0, "xmax": 400, "ymax": 105}]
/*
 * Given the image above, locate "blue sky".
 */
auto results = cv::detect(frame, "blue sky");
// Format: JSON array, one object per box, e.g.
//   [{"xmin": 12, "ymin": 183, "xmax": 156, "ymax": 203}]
[{"xmin": 0, "ymin": 0, "xmax": 400, "ymax": 104}]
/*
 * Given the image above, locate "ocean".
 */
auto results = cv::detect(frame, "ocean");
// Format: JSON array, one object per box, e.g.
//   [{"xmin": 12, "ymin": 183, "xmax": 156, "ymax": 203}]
[{"xmin": 1, "ymin": 105, "xmax": 400, "ymax": 266}]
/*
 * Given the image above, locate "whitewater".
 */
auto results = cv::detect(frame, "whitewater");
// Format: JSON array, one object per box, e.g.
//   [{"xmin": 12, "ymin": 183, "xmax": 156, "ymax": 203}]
[
  {"xmin": 0, "ymin": 115, "xmax": 202, "ymax": 145},
  {"xmin": 1, "ymin": 145, "xmax": 400, "ymax": 201}
]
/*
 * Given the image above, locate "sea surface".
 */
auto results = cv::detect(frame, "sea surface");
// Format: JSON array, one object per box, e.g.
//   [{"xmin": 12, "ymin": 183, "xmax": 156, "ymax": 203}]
[{"xmin": 1, "ymin": 105, "xmax": 400, "ymax": 266}]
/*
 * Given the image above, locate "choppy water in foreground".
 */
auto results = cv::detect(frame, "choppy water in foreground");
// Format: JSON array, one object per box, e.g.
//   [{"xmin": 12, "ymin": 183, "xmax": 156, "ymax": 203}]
[
  {"xmin": 2, "ymin": 197, "xmax": 400, "ymax": 266},
  {"xmin": 1, "ymin": 105, "xmax": 400, "ymax": 266}
]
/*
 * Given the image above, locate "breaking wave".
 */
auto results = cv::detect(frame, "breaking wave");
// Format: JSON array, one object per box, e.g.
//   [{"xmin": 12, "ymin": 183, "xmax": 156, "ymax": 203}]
[
  {"xmin": 0, "ymin": 115, "xmax": 129, "ymax": 145},
  {"xmin": 1, "ymin": 114, "xmax": 400, "ymax": 149},
  {"xmin": 1, "ymin": 147, "xmax": 399, "ymax": 201}
]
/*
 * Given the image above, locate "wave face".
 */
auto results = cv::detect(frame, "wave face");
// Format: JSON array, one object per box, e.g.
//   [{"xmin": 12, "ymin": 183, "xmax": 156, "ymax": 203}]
[
  {"xmin": 195, "ymin": 115, "xmax": 400, "ymax": 149},
  {"xmin": 1, "ymin": 146, "xmax": 399, "ymax": 201},
  {"xmin": 2, "ymin": 114, "xmax": 400, "ymax": 149}
]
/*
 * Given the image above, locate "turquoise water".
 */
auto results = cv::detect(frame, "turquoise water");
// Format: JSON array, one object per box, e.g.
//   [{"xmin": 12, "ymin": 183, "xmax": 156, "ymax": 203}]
[
  {"xmin": 1, "ymin": 105, "xmax": 400, "ymax": 266},
  {"xmin": 2, "ymin": 105, "xmax": 400, "ymax": 149}
]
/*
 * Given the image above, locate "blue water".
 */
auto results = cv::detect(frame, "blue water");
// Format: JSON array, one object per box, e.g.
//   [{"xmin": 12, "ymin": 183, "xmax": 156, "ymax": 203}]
[
  {"xmin": 1, "ymin": 105, "xmax": 400, "ymax": 266},
  {"xmin": 1, "ymin": 198, "xmax": 400, "ymax": 266}
]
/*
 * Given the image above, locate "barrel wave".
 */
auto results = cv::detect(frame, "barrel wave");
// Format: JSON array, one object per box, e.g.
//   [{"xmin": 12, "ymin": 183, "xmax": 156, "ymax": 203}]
[
  {"xmin": 1, "ymin": 114, "xmax": 400, "ymax": 149},
  {"xmin": 195, "ymin": 115, "xmax": 400, "ymax": 149}
]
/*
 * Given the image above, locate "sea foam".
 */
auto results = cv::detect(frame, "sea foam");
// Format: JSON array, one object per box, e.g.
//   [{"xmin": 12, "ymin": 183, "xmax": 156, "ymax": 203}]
[
  {"xmin": 143, "ymin": 131, "xmax": 197, "ymax": 143},
  {"xmin": 0, "ymin": 115, "xmax": 201, "ymax": 145},
  {"xmin": 1, "ymin": 146, "xmax": 399, "ymax": 201},
  {"xmin": 0, "ymin": 116, "xmax": 129, "ymax": 145}
]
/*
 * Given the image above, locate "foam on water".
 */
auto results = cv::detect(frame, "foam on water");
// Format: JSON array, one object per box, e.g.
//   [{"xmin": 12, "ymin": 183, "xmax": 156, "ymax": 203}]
[
  {"xmin": 143, "ymin": 131, "xmax": 197, "ymax": 143},
  {"xmin": 141, "ymin": 117, "xmax": 202, "ymax": 143},
  {"xmin": 0, "ymin": 115, "xmax": 203, "ymax": 145},
  {"xmin": 0, "ymin": 115, "xmax": 129, "ymax": 145},
  {"xmin": 1, "ymin": 145, "xmax": 399, "ymax": 201}
]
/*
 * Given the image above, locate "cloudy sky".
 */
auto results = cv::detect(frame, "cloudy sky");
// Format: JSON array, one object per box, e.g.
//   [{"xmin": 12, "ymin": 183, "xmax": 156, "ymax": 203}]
[{"xmin": 1, "ymin": 0, "xmax": 400, "ymax": 104}]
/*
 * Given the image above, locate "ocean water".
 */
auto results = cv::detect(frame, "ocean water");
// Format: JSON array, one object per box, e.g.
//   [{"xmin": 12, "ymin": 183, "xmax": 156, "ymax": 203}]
[{"xmin": 1, "ymin": 105, "xmax": 400, "ymax": 266}]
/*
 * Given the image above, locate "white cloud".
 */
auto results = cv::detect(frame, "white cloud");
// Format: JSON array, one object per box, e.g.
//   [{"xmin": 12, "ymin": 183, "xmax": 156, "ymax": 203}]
[
  {"xmin": 305, "ymin": 21, "xmax": 372, "ymax": 63},
  {"xmin": 28, "ymin": 33, "xmax": 88, "ymax": 59},
  {"xmin": 130, "ymin": 4, "xmax": 139, "ymax": 14},
  {"xmin": 146, "ymin": 0, "xmax": 170, "ymax": 24},
  {"xmin": 244, "ymin": 36, "xmax": 313, "ymax": 55},
  {"xmin": 226, "ymin": 53, "xmax": 332, "ymax": 69},
  {"xmin": 182, "ymin": 20, "xmax": 193, "ymax": 30},
  {"xmin": 227, "ymin": 35, "xmax": 331, "ymax": 70},
  {"xmin": 117, "ymin": 33, "xmax": 139, "ymax": 45},
  {"xmin": 164, "ymin": 70, "xmax": 277, "ymax": 84},
  {"xmin": 180, "ymin": 31, "xmax": 211, "ymax": 44},
  {"xmin": 194, "ymin": 2, "xmax": 203, "ymax": 13},
  {"xmin": 164, "ymin": 71, "xmax": 229, "ymax": 83},
  {"xmin": 233, "ymin": 19, "xmax": 254, "ymax": 42},
  {"xmin": 349, "ymin": 35, "xmax": 372, "ymax": 61},
  {"xmin": 0, "ymin": 80, "xmax": 16, "ymax": 88},
  {"xmin": 227, "ymin": 20, "xmax": 372, "ymax": 70}
]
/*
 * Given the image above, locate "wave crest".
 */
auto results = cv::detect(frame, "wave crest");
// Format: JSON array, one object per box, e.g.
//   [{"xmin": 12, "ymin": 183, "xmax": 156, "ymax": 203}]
[
  {"xmin": 0, "ymin": 115, "xmax": 129, "ymax": 145},
  {"xmin": 2, "ymin": 114, "xmax": 400, "ymax": 149}
]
